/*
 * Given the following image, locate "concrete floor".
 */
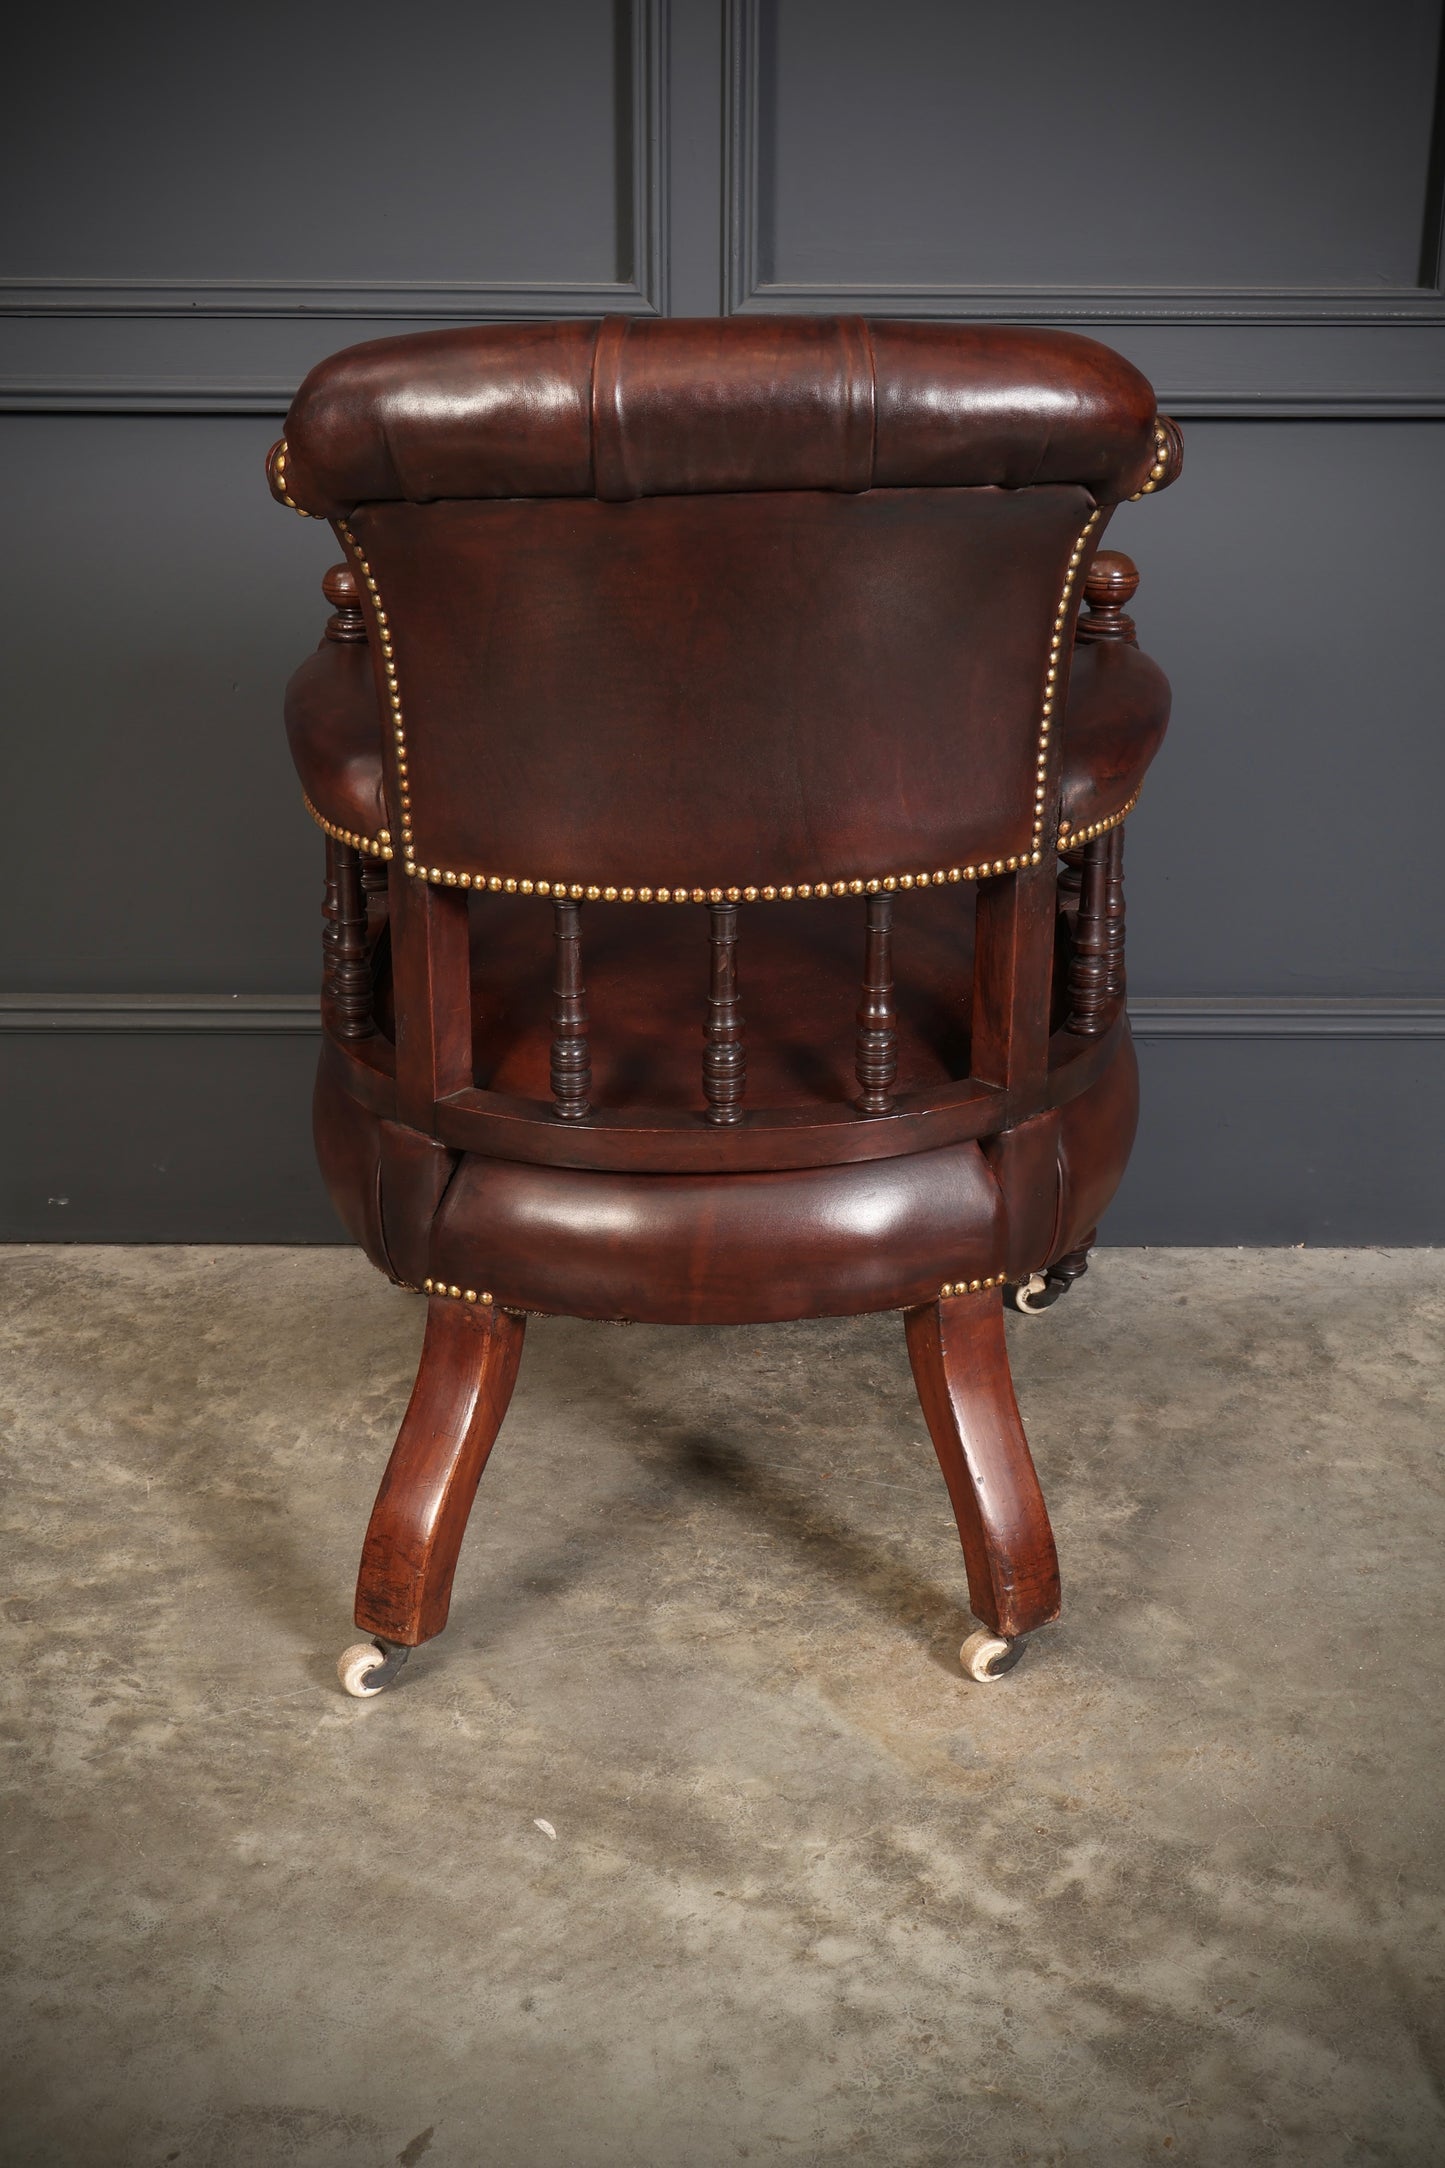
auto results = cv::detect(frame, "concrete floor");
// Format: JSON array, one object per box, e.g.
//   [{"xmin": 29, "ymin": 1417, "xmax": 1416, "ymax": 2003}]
[{"xmin": 1, "ymin": 1247, "xmax": 1442, "ymax": 2168}]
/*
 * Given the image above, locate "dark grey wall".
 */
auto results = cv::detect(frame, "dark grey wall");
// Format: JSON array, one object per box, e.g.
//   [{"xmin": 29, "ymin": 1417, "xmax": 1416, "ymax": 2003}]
[{"xmin": 4, "ymin": 0, "xmax": 1442, "ymax": 1244}]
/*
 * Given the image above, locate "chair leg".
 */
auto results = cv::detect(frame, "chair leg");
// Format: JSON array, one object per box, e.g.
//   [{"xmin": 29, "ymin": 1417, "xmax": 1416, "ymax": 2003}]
[
  {"xmin": 904, "ymin": 1289, "xmax": 1061, "ymax": 1668},
  {"xmin": 350, "ymin": 1294, "xmax": 526, "ymax": 1656}
]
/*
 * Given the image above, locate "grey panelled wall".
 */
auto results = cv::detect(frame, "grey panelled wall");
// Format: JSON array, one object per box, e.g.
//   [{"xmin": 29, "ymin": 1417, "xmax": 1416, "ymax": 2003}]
[{"xmin": 3, "ymin": 0, "xmax": 1442, "ymax": 1243}]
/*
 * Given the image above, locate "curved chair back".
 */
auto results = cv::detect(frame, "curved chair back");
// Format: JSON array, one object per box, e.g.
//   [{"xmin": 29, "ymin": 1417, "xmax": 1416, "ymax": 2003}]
[
  {"xmin": 274, "ymin": 317, "xmax": 1162, "ymax": 900},
  {"xmin": 272, "ymin": 317, "xmax": 1176, "ymax": 1151}
]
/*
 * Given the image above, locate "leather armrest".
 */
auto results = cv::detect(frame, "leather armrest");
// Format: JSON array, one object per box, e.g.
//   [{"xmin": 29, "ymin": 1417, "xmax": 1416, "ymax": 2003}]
[
  {"xmin": 1059, "ymin": 641, "xmax": 1170, "ymax": 841},
  {"xmin": 285, "ymin": 639, "xmax": 387, "ymax": 843},
  {"xmin": 285, "ymin": 625, "xmax": 1170, "ymax": 862}
]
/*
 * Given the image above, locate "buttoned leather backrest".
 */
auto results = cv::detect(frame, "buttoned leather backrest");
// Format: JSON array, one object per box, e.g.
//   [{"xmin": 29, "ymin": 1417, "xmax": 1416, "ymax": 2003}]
[{"xmin": 271, "ymin": 317, "xmax": 1170, "ymax": 899}]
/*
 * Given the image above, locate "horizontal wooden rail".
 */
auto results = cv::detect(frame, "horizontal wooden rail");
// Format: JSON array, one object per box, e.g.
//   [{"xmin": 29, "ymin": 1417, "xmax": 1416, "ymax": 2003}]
[
  {"xmin": 327, "ymin": 1010, "xmax": 1126, "ymax": 1170},
  {"xmin": 422, "ymin": 1019, "xmax": 1124, "ymax": 1174},
  {"xmin": 322, "ymin": 1013, "xmax": 1125, "ymax": 1172}
]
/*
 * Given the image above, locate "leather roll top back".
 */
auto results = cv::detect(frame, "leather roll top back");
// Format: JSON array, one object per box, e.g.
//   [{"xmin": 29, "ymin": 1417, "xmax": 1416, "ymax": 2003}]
[{"xmin": 270, "ymin": 317, "xmax": 1169, "ymax": 518}]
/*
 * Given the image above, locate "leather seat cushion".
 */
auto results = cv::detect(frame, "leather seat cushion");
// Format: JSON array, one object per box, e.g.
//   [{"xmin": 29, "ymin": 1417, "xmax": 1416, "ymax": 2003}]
[{"xmin": 427, "ymin": 1134, "xmax": 1005, "ymax": 1325}]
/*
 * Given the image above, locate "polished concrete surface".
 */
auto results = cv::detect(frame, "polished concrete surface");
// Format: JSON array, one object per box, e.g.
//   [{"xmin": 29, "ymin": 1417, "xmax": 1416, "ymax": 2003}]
[{"xmin": 2, "ymin": 1245, "xmax": 1442, "ymax": 2168}]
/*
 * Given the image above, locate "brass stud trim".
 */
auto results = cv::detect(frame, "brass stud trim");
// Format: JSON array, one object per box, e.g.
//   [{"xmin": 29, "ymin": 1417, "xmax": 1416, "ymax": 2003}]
[
  {"xmin": 1128, "ymin": 422, "xmax": 1173, "ymax": 502},
  {"xmin": 1056, "ymin": 789, "xmax": 1140, "ymax": 852},
  {"xmin": 338, "ymin": 520, "xmax": 420, "ymax": 871},
  {"xmin": 338, "ymin": 507, "xmax": 1102, "ymax": 898},
  {"xmin": 423, "ymin": 1280, "xmax": 494, "ymax": 1305},
  {"xmin": 939, "ymin": 1274, "xmax": 1007, "ymax": 1298},
  {"xmin": 272, "ymin": 440, "xmax": 310, "ymax": 517},
  {"xmin": 1032, "ymin": 507, "xmax": 1102, "ymax": 858},
  {"xmin": 302, "ymin": 794, "xmax": 394, "ymax": 860}
]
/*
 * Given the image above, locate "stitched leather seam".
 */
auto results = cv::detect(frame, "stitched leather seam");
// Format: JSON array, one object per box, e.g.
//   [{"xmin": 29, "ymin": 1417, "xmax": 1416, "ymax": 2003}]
[{"xmin": 590, "ymin": 316, "xmax": 632, "ymax": 502}]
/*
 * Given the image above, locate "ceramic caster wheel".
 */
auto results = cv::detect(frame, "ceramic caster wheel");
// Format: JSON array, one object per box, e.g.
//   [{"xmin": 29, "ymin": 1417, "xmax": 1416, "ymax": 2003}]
[
  {"xmin": 337, "ymin": 1639, "xmax": 410, "ymax": 1698},
  {"xmin": 1012, "ymin": 1273, "xmax": 1054, "ymax": 1314},
  {"xmin": 960, "ymin": 1629, "xmax": 1026, "ymax": 1681}
]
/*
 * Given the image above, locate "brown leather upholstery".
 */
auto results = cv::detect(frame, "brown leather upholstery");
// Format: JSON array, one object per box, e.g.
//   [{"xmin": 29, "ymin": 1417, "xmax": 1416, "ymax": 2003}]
[
  {"xmin": 271, "ymin": 317, "xmax": 1164, "ymax": 518},
  {"xmin": 284, "ymin": 637, "xmax": 386, "ymax": 840},
  {"xmin": 278, "ymin": 316, "xmax": 1178, "ymax": 886},
  {"xmin": 1059, "ymin": 640, "xmax": 1171, "ymax": 839},
  {"xmin": 1054, "ymin": 1031, "xmax": 1141, "ymax": 1258},
  {"xmin": 428, "ymin": 1136, "xmax": 1005, "ymax": 1327},
  {"xmin": 351, "ymin": 482, "xmax": 1098, "ymax": 892},
  {"xmin": 285, "ymin": 609, "xmax": 1171, "ymax": 857}
]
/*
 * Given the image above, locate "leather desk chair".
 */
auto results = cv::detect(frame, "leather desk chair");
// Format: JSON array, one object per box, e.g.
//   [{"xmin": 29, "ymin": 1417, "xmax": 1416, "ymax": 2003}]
[{"xmin": 267, "ymin": 317, "xmax": 1180, "ymax": 1699}]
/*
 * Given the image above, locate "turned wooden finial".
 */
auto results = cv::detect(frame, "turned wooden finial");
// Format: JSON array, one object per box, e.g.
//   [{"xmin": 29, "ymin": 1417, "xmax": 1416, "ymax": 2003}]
[
  {"xmin": 1076, "ymin": 551, "xmax": 1139, "ymax": 645},
  {"xmin": 323, "ymin": 563, "xmax": 368, "ymax": 643}
]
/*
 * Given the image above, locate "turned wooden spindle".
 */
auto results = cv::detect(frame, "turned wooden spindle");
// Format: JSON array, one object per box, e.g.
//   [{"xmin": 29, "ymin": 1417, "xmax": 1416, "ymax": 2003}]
[
  {"xmin": 855, "ymin": 892, "xmax": 898, "ymax": 1114},
  {"xmin": 322, "ymin": 836, "xmax": 374, "ymax": 1039},
  {"xmin": 1075, "ymin": 551, "xmax": 1139, "ymax": 646},
  {"xmin": 703, "ymin": 902, "xmax": 746, "ymax": 1124},
  {"xmin": 323, "ymin": 563, "xmax": 369, "ymax": 643},
  {"xmin": 360, "ymin": 855, "xmax": 389, "ymax": 902},
  {"xmin": 549, "ymin": 899, "xmax": 591, "ymax": 1119},
  {"xmin": 1065, "ymin": 827, "xmax": 1126, "ymax": 1036}
]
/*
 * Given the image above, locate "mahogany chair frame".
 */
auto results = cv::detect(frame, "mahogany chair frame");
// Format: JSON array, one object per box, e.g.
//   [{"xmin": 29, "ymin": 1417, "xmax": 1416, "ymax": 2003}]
[{"xmin": 270, "ymin": 317, "xmax": 1180, "ymax": 1697}]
